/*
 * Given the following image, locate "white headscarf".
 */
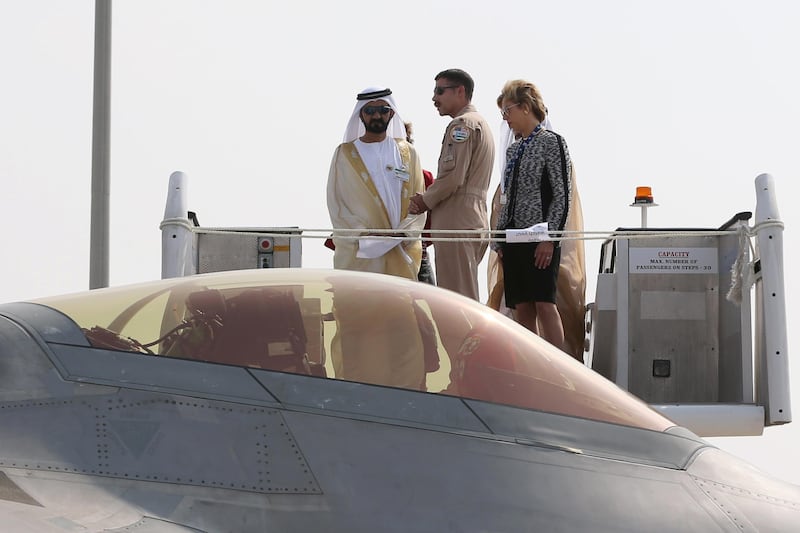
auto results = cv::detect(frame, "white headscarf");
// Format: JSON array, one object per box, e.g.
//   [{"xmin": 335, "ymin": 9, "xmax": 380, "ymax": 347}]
[{"xmin": 342, "ymin": 86, "xmax": 407, "ymax": 143}]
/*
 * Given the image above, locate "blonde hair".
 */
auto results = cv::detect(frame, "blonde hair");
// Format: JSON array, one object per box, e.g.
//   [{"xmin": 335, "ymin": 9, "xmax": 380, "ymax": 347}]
[{"xmin": 497, "ymin": 80, "xmax": 547, "ymax": 123}]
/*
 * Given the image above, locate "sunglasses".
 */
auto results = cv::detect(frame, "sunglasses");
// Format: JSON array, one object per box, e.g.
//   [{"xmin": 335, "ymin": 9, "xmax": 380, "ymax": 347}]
[
  {"xmin": 434, "ymin": 85, "xmax": 459, "ymax": 95},
  {"xmin": 363, "ymin": 105, "xmax": 393, "ymax": 116}
]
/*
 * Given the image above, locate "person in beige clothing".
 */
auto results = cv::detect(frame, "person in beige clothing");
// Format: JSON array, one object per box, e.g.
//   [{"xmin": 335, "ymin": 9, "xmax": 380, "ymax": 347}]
[{"xmin": 409, "ymin": 69, "xmax": 494, "ymax": 301}]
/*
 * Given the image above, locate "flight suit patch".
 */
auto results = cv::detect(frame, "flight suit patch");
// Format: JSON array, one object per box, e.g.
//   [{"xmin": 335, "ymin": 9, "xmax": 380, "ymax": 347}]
[{"xmin": 450, "ymin": 126, "xmax": 470, "ymax": 143}]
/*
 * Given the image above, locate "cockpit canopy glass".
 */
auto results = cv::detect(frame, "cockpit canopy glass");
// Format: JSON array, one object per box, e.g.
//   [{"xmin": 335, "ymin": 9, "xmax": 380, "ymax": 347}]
[{"xmin": 35, "ymin": 269, "xmax": 673, "ymax": 432}]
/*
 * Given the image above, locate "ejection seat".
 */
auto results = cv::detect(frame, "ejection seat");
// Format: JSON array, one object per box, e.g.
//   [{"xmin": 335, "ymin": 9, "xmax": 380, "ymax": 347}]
[{"xmin": 171, "ymin": 287, "xmax": 324, "ymax": 376}]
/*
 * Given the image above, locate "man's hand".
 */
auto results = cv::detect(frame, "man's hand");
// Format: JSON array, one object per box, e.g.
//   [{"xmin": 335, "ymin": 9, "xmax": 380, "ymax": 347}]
[{"xmin": 408, "ymin": 193, "xmax": 429, "ymax": 215}]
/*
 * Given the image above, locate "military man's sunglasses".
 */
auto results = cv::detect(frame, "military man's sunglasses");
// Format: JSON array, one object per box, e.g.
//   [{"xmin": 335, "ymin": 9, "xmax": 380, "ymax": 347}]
[{"xmin": 434, "ymin": 85, "xmax": 458, "ymax": 95}]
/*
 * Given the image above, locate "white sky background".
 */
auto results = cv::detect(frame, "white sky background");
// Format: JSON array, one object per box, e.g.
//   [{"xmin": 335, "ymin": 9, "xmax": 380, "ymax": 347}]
[{"xmin": 1, "ymin": 0, "xmax": 799, "ymax": 482}]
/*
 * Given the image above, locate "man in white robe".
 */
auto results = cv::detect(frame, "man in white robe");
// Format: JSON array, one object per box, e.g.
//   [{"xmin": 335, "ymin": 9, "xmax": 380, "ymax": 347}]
[
  {"xmin": 327, "ymin": 87, "xmax": 426, "ymax": 280},
  {"xmin": 326, "ymin": 87, "xmax": 427, "ymax": 389}
]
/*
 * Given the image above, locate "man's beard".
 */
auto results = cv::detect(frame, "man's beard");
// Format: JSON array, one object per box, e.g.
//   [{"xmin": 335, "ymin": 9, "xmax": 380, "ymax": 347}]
[{"xmin": 364, "ymin": 118, "xmax": 389, "ymax": 134}]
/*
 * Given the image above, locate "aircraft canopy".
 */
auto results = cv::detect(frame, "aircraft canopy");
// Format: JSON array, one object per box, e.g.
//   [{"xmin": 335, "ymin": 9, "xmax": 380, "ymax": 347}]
[{"xmin": 35, "ymin": 268, "xmax": 673, "ymax": 432}]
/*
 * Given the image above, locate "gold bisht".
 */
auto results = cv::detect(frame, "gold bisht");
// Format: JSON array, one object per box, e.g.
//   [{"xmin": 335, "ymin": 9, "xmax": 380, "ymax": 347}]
[{"xmin": 328, "ymin": 139, "xmax": 424, "ymax": 280}]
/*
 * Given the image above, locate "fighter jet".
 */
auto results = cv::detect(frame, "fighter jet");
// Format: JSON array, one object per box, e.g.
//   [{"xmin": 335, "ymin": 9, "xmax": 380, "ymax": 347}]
[{"xmin": 1, "ymin": 265, "xmax": 799, "ymax": 532}]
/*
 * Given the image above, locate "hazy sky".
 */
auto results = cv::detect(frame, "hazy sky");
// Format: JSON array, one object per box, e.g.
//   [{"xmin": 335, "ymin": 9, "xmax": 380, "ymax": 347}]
[{"xmin": 2, "ymin": 1, "xmax": 799, "ymax": 482}]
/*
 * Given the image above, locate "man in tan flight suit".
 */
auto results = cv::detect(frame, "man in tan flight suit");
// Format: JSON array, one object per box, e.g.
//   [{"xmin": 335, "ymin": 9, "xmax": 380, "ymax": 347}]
[{"xmin": 409, "ymin": 69, "xmax": 494, "ymax": 302}]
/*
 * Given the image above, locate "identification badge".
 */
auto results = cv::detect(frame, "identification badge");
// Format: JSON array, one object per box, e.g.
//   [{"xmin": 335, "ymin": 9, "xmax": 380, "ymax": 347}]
[
  {"xmin": 387, "ymin": 165, "xmax": 410, "ymax": 182},
  {"xmin": 500, "ymin": 193, "xmax": 507, "ymax": 205}
]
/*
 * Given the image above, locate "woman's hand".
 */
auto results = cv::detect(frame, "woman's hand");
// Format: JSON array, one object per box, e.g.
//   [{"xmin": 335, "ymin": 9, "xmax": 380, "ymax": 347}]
[{"xmin": 534, "ymin": 241, "xmax": 554, "ymax": 269}]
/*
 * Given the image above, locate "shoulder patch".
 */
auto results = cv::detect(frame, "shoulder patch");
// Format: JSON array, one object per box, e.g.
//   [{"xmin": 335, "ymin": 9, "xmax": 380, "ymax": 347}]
[{"xmin": 450, "ymin": 126, "xmax": 470, "ymax": 143}]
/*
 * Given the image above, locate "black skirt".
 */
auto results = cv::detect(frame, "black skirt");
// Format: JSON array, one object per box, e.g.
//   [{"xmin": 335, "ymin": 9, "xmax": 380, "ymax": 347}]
[{"xmin": 502, "ymin": 242, "xmax": 560, "ymax": 306}]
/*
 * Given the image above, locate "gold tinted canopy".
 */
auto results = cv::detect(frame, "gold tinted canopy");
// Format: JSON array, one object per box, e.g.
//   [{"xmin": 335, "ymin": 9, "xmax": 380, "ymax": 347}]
[{"xmin": 35, "ymin": 268, "xmax": 672, "ymax": 432}]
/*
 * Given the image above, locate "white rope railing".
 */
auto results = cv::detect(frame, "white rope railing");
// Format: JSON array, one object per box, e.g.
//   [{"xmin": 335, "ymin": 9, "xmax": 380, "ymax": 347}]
[
  {"xmin": 186, "ymin": 220, "xmax": 783, "ymax": 244},
  {"xmin": 163, "ymin": 216, "xmax": 783, "ymax": 308}
]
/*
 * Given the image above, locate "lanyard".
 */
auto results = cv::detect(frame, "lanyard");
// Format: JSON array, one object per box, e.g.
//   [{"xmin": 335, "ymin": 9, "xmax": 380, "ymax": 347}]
[{"xmin": 502, "ymin": 124, "xmax": 541, "ymax": 193}]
